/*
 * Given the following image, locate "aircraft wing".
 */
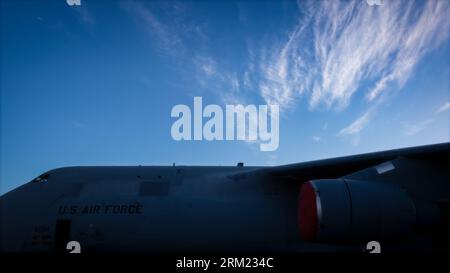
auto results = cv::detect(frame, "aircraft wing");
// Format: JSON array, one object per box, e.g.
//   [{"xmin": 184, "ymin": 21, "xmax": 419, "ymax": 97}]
[
  {"xmin": 241, "ymin": 142, "xmax": 450, "ymax": 245},
  {"xmin": 257, "ymin": 142, "xmax": 449, "ymax": 181}
]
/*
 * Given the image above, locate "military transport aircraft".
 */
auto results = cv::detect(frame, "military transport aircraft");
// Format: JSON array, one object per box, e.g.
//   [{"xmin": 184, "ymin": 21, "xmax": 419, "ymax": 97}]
[{"xmin": 0, "ymin": 142, "xmax": 449, "ymax": 253}]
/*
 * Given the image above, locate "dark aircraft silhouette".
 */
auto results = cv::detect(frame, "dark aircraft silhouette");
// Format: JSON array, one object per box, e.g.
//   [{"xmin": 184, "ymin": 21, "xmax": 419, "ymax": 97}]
[{"xmin": 1, "ymin": 142, "xmax": 449, "ymax": 253}]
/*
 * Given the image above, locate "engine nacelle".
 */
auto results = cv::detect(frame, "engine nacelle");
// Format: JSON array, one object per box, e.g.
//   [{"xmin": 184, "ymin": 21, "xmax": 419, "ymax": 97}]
[{"xmin": 298, "ymin": 179, "xmax": 416, "ymax": 243}]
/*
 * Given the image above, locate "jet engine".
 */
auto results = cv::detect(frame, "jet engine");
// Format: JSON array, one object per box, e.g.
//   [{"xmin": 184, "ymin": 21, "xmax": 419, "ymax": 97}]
[{"xmin": 298, "ymin": 179, "xmax": 416, "ymax": 243}]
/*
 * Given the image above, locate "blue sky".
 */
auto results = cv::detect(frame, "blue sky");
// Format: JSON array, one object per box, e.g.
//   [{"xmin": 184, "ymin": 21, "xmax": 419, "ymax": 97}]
[{"xmin": 1, "ymin": 0, "xmax": 449, "ymax": 194}]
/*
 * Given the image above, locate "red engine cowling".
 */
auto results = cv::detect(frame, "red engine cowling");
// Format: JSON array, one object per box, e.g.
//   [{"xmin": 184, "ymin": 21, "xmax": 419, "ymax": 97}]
[{"xmin": 298, "ymin": 179, "xmax": 416, "ymax": 243}]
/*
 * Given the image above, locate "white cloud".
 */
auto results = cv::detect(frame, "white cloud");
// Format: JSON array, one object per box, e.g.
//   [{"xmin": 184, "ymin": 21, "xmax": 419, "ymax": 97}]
[
  {"xmin": 312, "ymin": 136, "xmax": 321, "ymax": 142},
  {"xmin": 66, "ymin": 0, "xmax": 81, "ymax": 6},
  {"xmin": 399, "ymin": 101, "xmax": 448, "ymax": 138},
  {"xmin": 194, "ymin": 55, "xmax": 216, "ymax": 78},
  {"xmin": 258, "ymin": 0, "xmax": 450, "ymax": 111},
  {"xmin": 141, "ymin": 10, "xmax": 182, "ymax": 53},
  {"xmin": 202, "ymin": 63, "xmax": 215, "ymax": 77},
  {"xmin": 227, "ymin": 73, "xmax": 240, "ymax": 93},
  {"xmin": 243, "ymin": 71, "xmax": 252, "ymax": 90},
  {"xmin": 403, "ymin": 119, "xmax": 434, "ymax": 136},
  {"xmin": 258, "ymin": 21, "xmax": 311, "ymax": 109},
  {"xmin": 435, "ymin": 102, "xmax": 450, "ymax": 114},
  {"xmin": 124, "ymin": 0, "xmax": 449, "ymax": 144},
  {"xmin": 122, "ymin": 1, "xmax": 198, "ymax": 59},
  {"xmin": 338, "ymin": 111, "xmax": 372, "ymax": 136},
  {"xmin": 366, "ymin": 0, "xmax": 383, "ymax": 6},
  {"xmin": 124, "ymin": 2, "xmax": 245, "ymax": 101}
]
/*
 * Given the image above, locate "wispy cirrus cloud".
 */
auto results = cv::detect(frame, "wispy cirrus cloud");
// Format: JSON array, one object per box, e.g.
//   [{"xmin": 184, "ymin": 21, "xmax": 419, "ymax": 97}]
[
  {"xmin": 435, "ymin": 102, "xmax": 450, "ymax": 114},
  {"xmin": 403, "ymin": 118, "xmax": 434, "ymax": 136},
  {"xmin": 122, "ymin": 1, "xmax": 186, "ymax": 57},
  {"xmin": 123, "ymin": 1, "xmax": 242, "ymax": 99},
  {"xmin": 196, "ymin": 56, "xmax": 216, "ymax": 78},
  {"xmin": 338, "ymin": 110, "xmax": 372, "ymax": 136},
  {"xmin": 399, "ymin": 101, "xmax": 449, "ymax": 137},
  {"xmin": 337, "ymin": 109, "xmax": 374, "ymax": 146},
  {"xmin": 124, "ymin": 0, "xmax": 449, "ymax": 147},
  {"xmin": 258, "ymin": 0, "xmax": 450, "ymax": 111},
  {"xmin": 122, "ymin": 0, "xmax": 210, "ymax": 62}
]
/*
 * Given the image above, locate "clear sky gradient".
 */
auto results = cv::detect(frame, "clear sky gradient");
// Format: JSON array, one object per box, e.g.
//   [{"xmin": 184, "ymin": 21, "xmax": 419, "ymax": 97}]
[{"xmin": 1, "ymin": 0, "xmax": 449, "ymax": 194}]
